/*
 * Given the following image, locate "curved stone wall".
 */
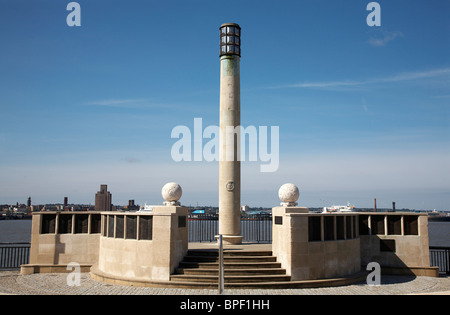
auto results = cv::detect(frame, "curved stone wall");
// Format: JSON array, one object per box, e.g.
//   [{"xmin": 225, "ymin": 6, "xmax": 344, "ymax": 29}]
[{"xmin": 95, "ymin": 207, "xmax": 188, "ymax": 282}]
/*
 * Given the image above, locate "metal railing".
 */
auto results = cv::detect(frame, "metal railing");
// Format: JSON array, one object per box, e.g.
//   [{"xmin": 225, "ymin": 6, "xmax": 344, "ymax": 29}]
[
  {"xmin": 430, "ymin": 246, "xmax": 450, "ymax": 275},
  {"xmin": 188, "ymin": 214, "xmax": 272, "ymax": 243},
  {"xmin": 217, "ymin": 235, "xmax": 224, "ymax": 294},
  {"xmin": 0, "ymin": 243, "xmax": 30, "ymax": 270},
  {"xmin": 188, "ymin": 215, "xmax": 219, "ymax": 242},
  {"xmin": 240, "ymin": 214, "xmax": 272, "ymax": 243}
]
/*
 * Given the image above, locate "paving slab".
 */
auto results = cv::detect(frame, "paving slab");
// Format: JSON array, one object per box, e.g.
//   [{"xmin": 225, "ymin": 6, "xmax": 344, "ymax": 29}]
[{"xmin": 0, "ymin": 271, "xmax": 449, "ymax": 295}]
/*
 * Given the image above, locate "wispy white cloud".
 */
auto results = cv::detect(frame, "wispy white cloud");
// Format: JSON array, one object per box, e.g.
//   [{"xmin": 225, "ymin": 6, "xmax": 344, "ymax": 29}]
[
  {"xmin": 433, "ymin": 94, "xmax": 450, "ymax": 99},
  {"xmin": 87, "ymin": 98, "xmax": 148, "ymax": 106},
  {"xmin": 271, "ymin": 67, "xmax": 450, "ymax": 90},
  {"xmin": 286, "ymin": 81, "xmax": 361, "ymax": 88},
  {"xmin": 367, "ymin": 31, "xmax": 404, "ymax": 47},
  {"xmin": 85, "ymin": 98, "xmax": 171, "ymax": 109},
  {"xmin": 83, "ymin": 98, "xmax": 212, "ymax": 114},
  {"xmin": 379, "ymin": 68, "xmax": 450, "ymax": 83}
]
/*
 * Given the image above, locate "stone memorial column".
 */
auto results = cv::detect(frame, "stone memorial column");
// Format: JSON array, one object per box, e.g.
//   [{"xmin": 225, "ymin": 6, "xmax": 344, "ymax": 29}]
[{"xmin": 218, "ymin": 23, "xmax": 243, "ymax": 245}]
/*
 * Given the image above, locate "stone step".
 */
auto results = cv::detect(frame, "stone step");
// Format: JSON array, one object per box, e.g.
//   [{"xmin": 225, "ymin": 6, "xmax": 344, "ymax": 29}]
[
  {"xmin": 182, "ymin": 255, "xmax": 277, "ymax": 263},
  {"xmin": 178, "ymin": 261, "xmax": 282, "ymax": 269},
  {"xmin": 186, "ymin": 250, "xmax": 273, "ymax": 257},
  {"xmin": 171, "ymin": 247, "xmax": 290, "ymax": 287},
  {"xmin": 167, "ymin": 271, "xmax": 368, "ymax": 289},
  {"xmin": 175, "ymin": 267, "xmax": 287, "ymax": 276},
  {"xmin": 170, "ymin": 274, "xmax": 291, "ymax": 283}
]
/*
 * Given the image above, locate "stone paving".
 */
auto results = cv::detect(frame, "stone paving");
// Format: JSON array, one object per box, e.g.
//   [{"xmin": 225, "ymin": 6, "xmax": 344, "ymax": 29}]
[{"xmin": 0, "ymin": 271, "xmax": 449, "ymax": 295}]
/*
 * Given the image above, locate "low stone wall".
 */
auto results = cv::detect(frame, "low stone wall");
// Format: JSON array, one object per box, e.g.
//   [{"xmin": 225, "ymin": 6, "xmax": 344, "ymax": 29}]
[
  {"xmin": 272, "ymin": 207, "xmax": 361, "ymax": 281},
  {"xmin": 22, "ymin": 212, "xmax": 101, "ymax": 273},
  {"xmin": 21, "ymin": 207, "xmax": 189, "ymax": 282},
  {"xmin": 95, "ymin": 206, "xmax": 188, "ymax": 282},
  {"xmin": 22, "ymin": 207, "xmax": 437, "ymax": 282},
  {"xmin": 273, "ymin": 208, "xmax": 438, "ymax": 280},
  {"xmin": 359, "ymin": 213, "xmax": 438, "ymax": 276}
]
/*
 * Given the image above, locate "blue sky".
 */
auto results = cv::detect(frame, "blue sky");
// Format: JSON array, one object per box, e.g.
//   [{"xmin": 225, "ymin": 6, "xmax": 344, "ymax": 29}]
[{"xmin": 0, "ymin": 0, "xmax": 449, "ymax": 209}]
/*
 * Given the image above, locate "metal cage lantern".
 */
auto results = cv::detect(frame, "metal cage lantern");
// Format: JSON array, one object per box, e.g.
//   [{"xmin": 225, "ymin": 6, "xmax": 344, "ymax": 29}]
[{"xmin": 219, "ymin": 23, "xmax": 241, "ymax": 57}]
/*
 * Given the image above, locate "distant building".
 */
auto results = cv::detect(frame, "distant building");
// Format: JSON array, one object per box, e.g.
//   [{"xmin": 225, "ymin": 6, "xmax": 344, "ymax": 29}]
[
  {"xmin": 241, "ymin": 205, "xmax": 249, "ymax": 212},
  {"xmin": 127, "ymin": 200, "xmax": 139, "ymax": 211},
  {"xmin": 64, "ymin": 197, "xmax": 68, "ymax": 208},
  {"xmin": 42, "ymin": 205, "xmax": 58, "ymax": 211},
  {"xmin": 27, "ymin": 197, "xmax": 31, "ymax": 208},
  {"xmin": 95, "ymin": 185, "xmax": 112, "ymax": 211}
]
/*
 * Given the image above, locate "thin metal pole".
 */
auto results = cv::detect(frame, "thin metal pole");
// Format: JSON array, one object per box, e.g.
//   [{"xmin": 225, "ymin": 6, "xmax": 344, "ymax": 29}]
[{"xmin": 218, "ymin": 234, "xmax": 224, "ymax": 294}]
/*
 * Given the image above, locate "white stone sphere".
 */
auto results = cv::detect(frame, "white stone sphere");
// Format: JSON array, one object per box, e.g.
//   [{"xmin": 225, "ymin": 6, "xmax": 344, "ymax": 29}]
[
  {"xmin": 278, "ymin": 183, "xmax": 299, "ymax": 203},
  {"xmin": 161, "ymin": 182, "xmax": 182, "ymax": 202}
]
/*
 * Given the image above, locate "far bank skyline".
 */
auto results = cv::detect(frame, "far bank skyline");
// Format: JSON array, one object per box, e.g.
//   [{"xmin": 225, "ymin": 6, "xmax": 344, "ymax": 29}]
[
  {"xmin": 3, "ymin": 184, "xmax": 448, "ymax": 212},
  {"xmin": 3, "ymin": 195, "xmax": 446, "ymax": 212}
]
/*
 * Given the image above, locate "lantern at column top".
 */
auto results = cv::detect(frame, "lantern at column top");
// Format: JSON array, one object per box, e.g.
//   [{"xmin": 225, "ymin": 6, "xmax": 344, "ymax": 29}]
[{"xmin": 219, "ymin": 23, "xmax": 241, "ymax": 57}]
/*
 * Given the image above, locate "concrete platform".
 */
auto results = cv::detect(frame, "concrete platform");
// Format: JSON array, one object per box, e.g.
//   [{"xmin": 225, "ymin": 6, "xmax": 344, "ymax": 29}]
[{"xmin": 1, "ymin": 270, "xmax": 449, "ymax": 295}]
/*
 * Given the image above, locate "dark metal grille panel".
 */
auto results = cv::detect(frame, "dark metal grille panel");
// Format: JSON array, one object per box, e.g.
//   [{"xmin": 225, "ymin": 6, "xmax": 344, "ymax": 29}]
[
  {"xmin": 430, "ymin": 246, "xmax": 450, "ymax": 275},
  {"xmin": 188, "ymin": 214, "xmax": 272, "ymax": 243},
  {"xmin": 0, "ymin": 243, "xmax": 30, "ymax": 269},
  {"xmin": 188, "ymin": 215, "xmax": 218, "ymax": 242}
]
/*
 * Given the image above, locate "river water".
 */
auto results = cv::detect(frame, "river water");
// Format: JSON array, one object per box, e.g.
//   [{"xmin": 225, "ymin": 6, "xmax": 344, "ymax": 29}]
[
  {"xmin": 0, "ymin": 219, "xmax": 448, "ymax": 246},
  {"xmin": 0, "ymin": 220, "xmax": 33, "ymax": 243},
  {"xmin": 427, "ymin": 222, "xmax": 450, "ymax": 247}
]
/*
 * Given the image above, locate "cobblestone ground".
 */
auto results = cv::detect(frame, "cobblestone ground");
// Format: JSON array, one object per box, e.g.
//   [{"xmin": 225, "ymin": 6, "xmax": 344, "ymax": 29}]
[{"xmin": 0, "ymin": 271, "xmax": 449, "ymax": 295}]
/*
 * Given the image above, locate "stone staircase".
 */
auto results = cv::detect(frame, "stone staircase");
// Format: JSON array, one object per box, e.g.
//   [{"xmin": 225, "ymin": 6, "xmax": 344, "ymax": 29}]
[{"xmin": 170, "ymin": 249, "xmax": 291, "ymax": 288}]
